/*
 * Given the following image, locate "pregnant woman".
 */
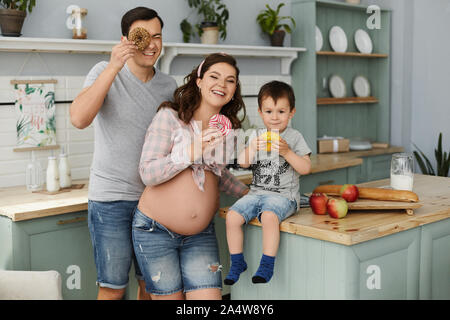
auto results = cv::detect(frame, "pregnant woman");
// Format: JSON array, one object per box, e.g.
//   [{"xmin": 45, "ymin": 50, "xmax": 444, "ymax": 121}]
[{"xmin": 132, "ymin": 53, "xmax": 249, "ymax": 300}]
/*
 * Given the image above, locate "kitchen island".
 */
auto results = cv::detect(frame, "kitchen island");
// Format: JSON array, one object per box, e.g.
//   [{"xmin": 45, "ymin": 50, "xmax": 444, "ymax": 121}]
[{"xmin": 216, "ymin": 174, "xmax": 450, "ymax": 299}]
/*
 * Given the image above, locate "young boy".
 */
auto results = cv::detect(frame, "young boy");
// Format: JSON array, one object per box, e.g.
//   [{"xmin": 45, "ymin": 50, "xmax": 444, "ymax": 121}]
[{"xmin": 225, "ymin": 81, "xmax": 312, "ymax": 285}]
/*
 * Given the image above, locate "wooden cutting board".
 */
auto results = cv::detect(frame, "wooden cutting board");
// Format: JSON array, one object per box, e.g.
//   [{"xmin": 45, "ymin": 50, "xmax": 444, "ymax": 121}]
[{"xmin": 338, "ymin": 198, "xmax": 423, "ymax": 215}]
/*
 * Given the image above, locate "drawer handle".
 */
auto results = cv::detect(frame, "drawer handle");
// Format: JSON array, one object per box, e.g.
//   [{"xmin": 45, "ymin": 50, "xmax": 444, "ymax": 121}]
[
  {"xmin": 318, "ymin": 180, "xmax": 334, "ymax": 186},
  {"xmin": 57, "ymin": 216, "xmax": 87, "ymax": 225}
]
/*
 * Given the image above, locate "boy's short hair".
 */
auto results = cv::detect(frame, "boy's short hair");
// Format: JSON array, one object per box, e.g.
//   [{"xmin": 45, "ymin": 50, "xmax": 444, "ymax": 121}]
[
  {"xmin": 121, "ymin": 7, "xmax": 164, "ymax": 37},
  {"xmin": 257, "ymin": 81, "xmax": 295, "ymax": 111}
]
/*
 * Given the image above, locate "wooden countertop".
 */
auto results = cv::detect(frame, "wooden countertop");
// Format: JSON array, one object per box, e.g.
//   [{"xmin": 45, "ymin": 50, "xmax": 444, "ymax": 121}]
[
  {"xmin": 219, "ymin": 174, "xmax": 450, "ymax": 246},
  {"xmin": 0, "ymin": 180, "xmax": 89, "ymax": 222},
  {"xmin": 0, "ymin": 146, "xmax": 404, "ymax": 222}
]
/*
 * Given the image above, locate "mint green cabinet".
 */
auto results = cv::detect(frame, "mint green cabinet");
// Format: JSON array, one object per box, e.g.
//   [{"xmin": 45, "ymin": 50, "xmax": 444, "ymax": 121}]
[
  {"xmin": 220, "ymin": 218, "xmax": 450, "ymax": 300},
  {"xmin": 419, "ymin": 219, "xmax": 450, "ymax": 299},
  {"xmin": 291, "ymin": 0, "xmax": 391, "ymax": 153},
  {"xmin": 0, "ymin": 211, "xmax": 98, "ymax": 300},
  {"xmin": 357, "ymin": 154, "xmax": 392, "ymax": 183}
]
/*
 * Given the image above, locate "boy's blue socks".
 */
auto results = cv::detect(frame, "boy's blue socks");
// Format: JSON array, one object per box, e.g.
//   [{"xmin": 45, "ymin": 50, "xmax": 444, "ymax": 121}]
[
  {"xmin": 224, "ymin": 253, "xmax": 247, "ymax": 285},
  {"xmin": 252, "ymin": 254, "xmax": 275, "ymax": 284}
]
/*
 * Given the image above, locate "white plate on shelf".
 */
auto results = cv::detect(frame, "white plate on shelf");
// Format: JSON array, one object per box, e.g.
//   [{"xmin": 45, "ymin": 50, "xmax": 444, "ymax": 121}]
[
  {"xmin": 329, "ymin": 75, "xmax": 346, "ymax": 98},
  {"xmin": 316, "ymin": 26, "xmax": 323, "ymax": 52},
  {"xmin": 354, "ymin": 29, "xmax": 373, "ymax": 54},
  {"xmin": 329, "ymin": 26, "xmax": 348, "ymax": 52},
  {"xmin": 349, "ymin": 140, "xmax": 372, "ymax": 151},
  {"xmin": 352, "ymin": 75, "xmax": 371, "ymax": 97}
]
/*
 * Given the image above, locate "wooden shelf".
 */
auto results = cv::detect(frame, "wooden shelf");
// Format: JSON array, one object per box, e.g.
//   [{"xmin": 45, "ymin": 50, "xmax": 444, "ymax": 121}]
[
  {"xmin": 317, "ymin": 51, "xmax": 388, "ymax": 58},
  {"xmin": 0, "ymin": 37, "xmax": 306, "ymax": 75},
  {"xmin": 317, "ymin": 96, "xmax": 379, "ymax": 105}
]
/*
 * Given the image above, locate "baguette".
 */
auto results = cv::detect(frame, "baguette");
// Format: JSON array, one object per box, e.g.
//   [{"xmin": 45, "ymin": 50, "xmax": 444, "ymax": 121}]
[{"xmin": 313, "ymin": 185, "xmax": 419, "ymax": 202}]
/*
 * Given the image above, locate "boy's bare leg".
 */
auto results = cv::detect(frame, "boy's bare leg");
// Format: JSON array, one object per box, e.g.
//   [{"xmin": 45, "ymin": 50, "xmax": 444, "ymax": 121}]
[
  {"xmin": 252, "ymin": 211, "xmax": 279, "ymax": 284},
  {"xmin": 224, "ymin": 210, "xmax": 248, "ymax": 285},
  {"xmin": 225, "ymin": 210, "xmax": 246, "ymax": 254},
  {"xmin": 260, "ymin": 211, "xmax": 280, "ymax": 257}
]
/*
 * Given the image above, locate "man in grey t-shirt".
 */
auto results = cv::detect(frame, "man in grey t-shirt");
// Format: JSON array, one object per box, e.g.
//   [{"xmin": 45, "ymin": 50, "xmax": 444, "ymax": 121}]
[{"xmin": 70, "ymin": 7, "xmax": 177, "ymax": 300}]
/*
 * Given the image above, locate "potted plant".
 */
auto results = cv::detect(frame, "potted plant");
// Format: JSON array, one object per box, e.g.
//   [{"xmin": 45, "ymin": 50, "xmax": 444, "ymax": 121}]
[
  {"xmin": 0, "ymin": 0, "xmax": 36, "ymax": 36},
  {"xmin": 413, "ymin": 133, "xmax": 450, "ymax": 177},
  {"xmin": 256, "ymin": 3, "xmax": 296, "ymax": 47},
  {"xmin": 180, "ymin": 0, "xmax": 229, "ymax": 44}
]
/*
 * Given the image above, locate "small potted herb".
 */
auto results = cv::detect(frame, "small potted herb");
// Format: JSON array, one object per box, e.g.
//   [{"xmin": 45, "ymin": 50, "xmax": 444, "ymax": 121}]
[
  {"xmin": 0, "ymin": 0, "xmax": 36, "ymax": 36},
  {"xmin": 256, "ymin": 3, "xmax": 296, "ymax": 46},
  {"xmin": 180, "ymin": 0, "xmax": 229, "ymax": 44}
]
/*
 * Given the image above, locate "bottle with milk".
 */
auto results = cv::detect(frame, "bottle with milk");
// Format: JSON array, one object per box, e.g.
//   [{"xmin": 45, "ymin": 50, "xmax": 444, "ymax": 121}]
[
  {"xmin": 59, "ymin": 147, "xmax": 72, "ymax": 189},
  {"xmin": 390, "ymin": 153, "xmax": 414, "ymax": 191},
  {"xmin": 46, "ymin": 155, "xmax": 60, "ymax": 192}
]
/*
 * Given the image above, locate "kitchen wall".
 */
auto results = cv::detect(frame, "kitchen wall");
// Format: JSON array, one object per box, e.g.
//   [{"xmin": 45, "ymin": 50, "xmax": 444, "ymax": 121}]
[
  {"xmin": 360, "ymin": 0, "xmax": 450, "ymax": 173},
  {"xmin": 0, "ymin": 0, "xmax": 293, "ymax": 187},
  {"xmin": 0, "ymin": 74, "xmax": 290, "ymax": 188}
]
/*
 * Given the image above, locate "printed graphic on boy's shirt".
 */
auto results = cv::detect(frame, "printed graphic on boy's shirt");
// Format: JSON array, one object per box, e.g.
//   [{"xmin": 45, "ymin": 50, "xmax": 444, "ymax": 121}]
[{"xmin": 252, "ymin": 159, "xmax": 289, "ymax": 191}]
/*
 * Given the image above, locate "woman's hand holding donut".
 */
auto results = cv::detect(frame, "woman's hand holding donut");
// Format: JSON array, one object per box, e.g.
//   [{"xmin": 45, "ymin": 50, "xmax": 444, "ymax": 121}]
[
  {"xmin": 188, "ymin": 128, "xmax": 224, "ymax": 163},
  {"xmin": 108, "ymin": 37, "xmax": 138, "ymax": 73}
]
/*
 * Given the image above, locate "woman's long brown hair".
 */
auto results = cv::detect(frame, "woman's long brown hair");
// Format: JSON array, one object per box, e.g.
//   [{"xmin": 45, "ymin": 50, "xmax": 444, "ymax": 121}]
[{"xmin": 158, "ymin": 53, "xmax": 246, "ymax": 129}]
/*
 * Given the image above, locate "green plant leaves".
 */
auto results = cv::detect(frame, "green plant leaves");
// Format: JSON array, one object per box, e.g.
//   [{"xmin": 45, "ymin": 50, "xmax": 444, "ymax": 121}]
[
  {"xmin": 181, "ymin": 0, "xmax": 229, "ymax": 42},
  {"xmin": 256, "ymin": 2, "xmax": 296, "ymax": 35},
  {"xmin": 413, "ymin": 132, "xmax": 449, "ymax": 177}
]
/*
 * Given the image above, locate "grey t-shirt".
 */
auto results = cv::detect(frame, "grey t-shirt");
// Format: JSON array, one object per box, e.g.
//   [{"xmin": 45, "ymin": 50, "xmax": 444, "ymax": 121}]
[
  {"xmin": 83, "ymin": 61, "xmax": 177, "ymax": 201},
  {"xmin": 249, "ymin": 127, "xmax": 312, "ymax": 208}
]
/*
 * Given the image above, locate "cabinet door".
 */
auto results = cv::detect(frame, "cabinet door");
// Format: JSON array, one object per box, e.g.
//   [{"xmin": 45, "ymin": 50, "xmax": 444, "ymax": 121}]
[
  {"xmin": 12, "ymin": 211, "xmax": 97, "ymax": 300},
  {"xmin": 357, "ymin": 154, "xmax": 393, "ymax": 183},
  {"xmin": 367, "ymin": 154, "xmax": 392, "ymax": 181},
  {"xmin": 419, "ymin": 218, "xmax": 450, "ymax": 299}
]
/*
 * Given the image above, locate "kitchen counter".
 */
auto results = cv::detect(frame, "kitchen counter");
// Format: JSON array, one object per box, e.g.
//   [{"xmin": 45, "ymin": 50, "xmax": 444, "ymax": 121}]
[
  {"xmin": 0, "ymin": 180, "xmax": 89, "ymax": 222},
  {"xmin": 219, "ymin": 174, "xmax": 450, "ymax": 245},
  {"xmin": 0, "ymin": 147, "xmax": 403, "ymax": 222},
  {"xmin": 215, "ymin": 174, "xmax": 450, "ymax": 299}
]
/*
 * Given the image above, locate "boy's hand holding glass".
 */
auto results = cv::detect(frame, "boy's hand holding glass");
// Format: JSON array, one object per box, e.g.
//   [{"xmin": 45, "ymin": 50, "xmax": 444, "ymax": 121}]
[{"xmin": 270, "ymin": 138, "xmax": 291, "ymax": 157}]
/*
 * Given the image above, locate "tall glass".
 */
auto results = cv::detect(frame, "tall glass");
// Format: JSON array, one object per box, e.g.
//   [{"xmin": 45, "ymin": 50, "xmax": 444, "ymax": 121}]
[{"xmin": 390, "ymin": 153, "xmax": 414, "ymax": 191}]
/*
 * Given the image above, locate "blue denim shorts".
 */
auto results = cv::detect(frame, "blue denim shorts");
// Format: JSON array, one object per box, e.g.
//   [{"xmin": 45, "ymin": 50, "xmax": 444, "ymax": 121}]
[
  {"xmin": 229, "ymin": 193, "xmax": 297, "ymax": 224},
  {"xmin": 88, "ymin": 200, "xmax": 143, "ymax": 289},
  {"xmin": 132, "ymin": 208, "xmax": 222, "ymax": 296}
]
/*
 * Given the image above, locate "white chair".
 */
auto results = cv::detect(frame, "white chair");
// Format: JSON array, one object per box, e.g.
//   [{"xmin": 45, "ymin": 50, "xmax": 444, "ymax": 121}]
[{"xmin": 0, "ymin": 270, "xmax": 63, "ymax": 300}]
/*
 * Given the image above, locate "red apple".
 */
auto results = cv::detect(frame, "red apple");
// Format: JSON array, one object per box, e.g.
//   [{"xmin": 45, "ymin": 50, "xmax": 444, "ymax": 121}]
[
  {"xmin": 309, "ymin": 193, "xmax": 328, "ymax": 215},
  {"xmin": 340, "ymin": 184, "xmax": 359, "ymax": 202},
  {"xmin": 327, "ymin": 198, "xmax": 348, "ymax": 219}
]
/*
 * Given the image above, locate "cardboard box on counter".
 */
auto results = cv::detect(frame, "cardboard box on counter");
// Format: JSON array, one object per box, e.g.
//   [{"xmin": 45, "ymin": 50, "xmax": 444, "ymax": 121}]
[{"xmin": 317, "ymin": 136, "xmax": 349, "ymax": 153}]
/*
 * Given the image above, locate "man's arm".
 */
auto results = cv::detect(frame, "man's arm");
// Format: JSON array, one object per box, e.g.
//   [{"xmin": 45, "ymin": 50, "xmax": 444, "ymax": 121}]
[{"xmin": 69, "ymin": 39, "xmax": 137, "ymax": 129}]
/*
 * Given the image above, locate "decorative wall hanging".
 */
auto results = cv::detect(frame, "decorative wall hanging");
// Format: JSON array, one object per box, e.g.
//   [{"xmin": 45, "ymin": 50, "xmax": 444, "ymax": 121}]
[{"xmin": 12, "ymin": 79, "xmax": 58, "ymax": 151}]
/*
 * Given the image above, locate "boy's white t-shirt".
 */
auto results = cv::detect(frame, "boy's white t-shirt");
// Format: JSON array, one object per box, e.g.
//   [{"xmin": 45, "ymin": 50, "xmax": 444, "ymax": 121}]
[{"xmin": 248, "ymin": 127, "xmax": 312, "ymax": 208}]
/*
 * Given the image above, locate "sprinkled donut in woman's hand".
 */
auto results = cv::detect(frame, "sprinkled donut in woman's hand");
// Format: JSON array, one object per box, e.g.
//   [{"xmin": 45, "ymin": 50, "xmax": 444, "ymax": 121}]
[
  {"xmin": 128, "ymin": 27, "xmax": 151, "ymax": 51},
  {"xmin": 208, "ymin": 114, "xmax": 232, "ymax": 136}
]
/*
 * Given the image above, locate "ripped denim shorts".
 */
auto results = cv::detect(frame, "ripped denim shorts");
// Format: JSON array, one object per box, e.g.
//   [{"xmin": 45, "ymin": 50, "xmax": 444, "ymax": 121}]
[{"xmin": 132, "ymin": 208, "xmax": 222, "ymax": 296}]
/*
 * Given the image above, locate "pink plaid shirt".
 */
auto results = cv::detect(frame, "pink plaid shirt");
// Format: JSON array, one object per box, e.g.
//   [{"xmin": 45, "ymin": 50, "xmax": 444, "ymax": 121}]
[{"xmin": 139, "ymin": 107, "xmax": 248, "ymax": 197}]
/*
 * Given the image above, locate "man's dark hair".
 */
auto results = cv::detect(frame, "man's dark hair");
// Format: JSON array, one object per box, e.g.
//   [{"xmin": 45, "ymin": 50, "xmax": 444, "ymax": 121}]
[
  {"xmin": 258, "ymin": 81, "xmax": 296, "ymax": 111},
  {"xmin": 121, "ymin": 7, "xmax": 164, "ymax": 37}
]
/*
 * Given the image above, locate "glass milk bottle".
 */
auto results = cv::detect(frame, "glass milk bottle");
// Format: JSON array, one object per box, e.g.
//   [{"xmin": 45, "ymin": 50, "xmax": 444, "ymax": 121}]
[
  {"xmin": 46, "ymin": 156, "xmax": 60, "ymax": 192},
  {"xmin": 390, "ymin": 153, "xmax": 414, "ymax": 191},
  {"xmin": 59, "ymin": 147, "xmax": 72, "ymax": 189},
  {"xmin": 26, "ymin": 151, "xmax": 43, "ymax": 191}
]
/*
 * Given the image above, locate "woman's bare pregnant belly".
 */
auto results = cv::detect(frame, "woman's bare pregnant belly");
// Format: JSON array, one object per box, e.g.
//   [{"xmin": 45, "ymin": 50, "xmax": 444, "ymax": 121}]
[{"xmin": 138, "ymin": 168, "xmax": 219, "ymax": 235}]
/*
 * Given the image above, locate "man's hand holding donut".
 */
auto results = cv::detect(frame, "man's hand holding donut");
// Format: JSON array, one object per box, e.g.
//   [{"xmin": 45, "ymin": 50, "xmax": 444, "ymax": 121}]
[{"xmin": 107, "ymin": 37, "xmax": 138, "ymax": 74}]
